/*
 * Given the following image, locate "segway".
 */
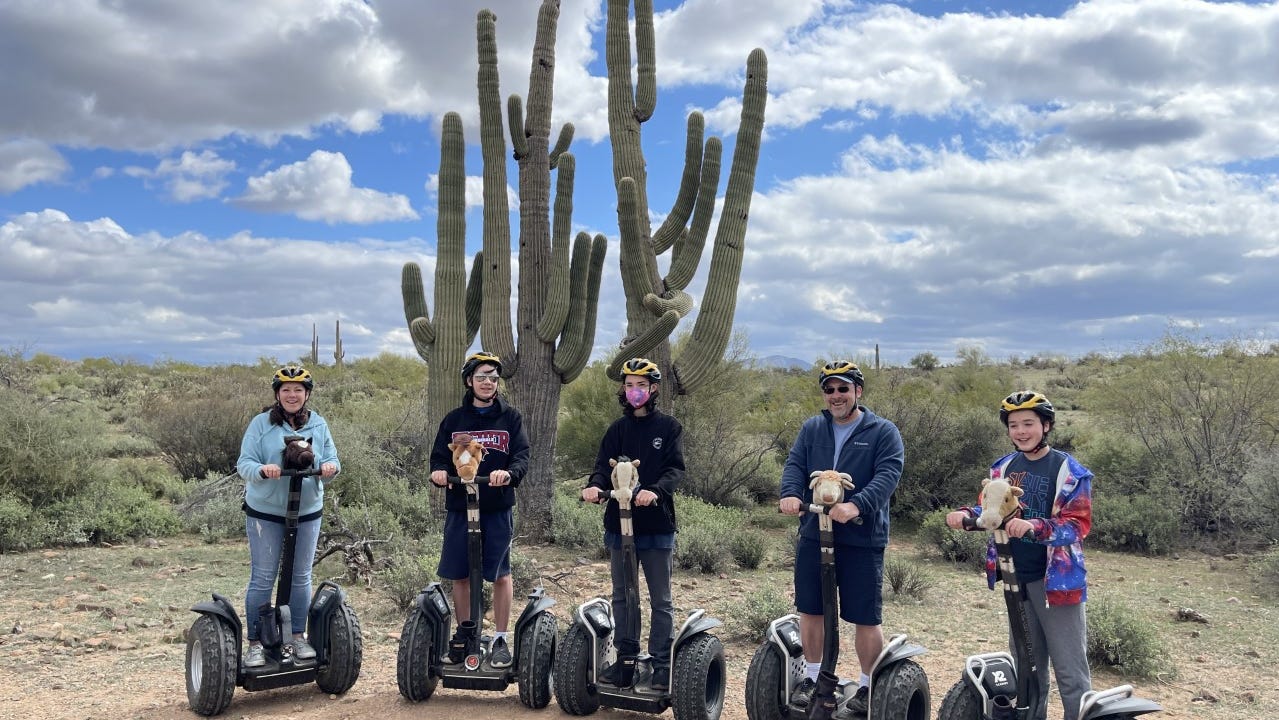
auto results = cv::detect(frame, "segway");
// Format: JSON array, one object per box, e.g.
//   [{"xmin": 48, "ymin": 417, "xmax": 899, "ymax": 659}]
[
  {"xmin": 555, "ymin": 458, "xmax": 726, "ymax": 720},
  {"xmin": 937, "ymin": 513, "xmax": 1161, "ymax": 720},
  {"xmin": 746, "ymin": 497, "xmax": 930, "ymax": 720},
  {"xmin": 396, "ymin": 475, "xmax": 558, "ymax": 708},
  {"xmin": 185, "ymin": 458, "xmax": 363, "ymax": 716}
]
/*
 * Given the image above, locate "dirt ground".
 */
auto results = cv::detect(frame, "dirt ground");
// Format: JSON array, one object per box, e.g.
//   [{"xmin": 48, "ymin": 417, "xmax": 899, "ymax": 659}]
[{"xmin": 1, "ymin": 537, "xmax": 1270, "ymax": 719}]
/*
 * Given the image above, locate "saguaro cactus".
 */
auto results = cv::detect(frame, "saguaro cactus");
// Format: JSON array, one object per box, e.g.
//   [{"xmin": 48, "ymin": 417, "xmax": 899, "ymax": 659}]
[
  {"xmin": 310, "ymin": 323, "xmax": 319, "ymax": 365},
  {"xmin": 333, "ymin": 320, "xmax": 345, "ymax": 368},
  {"xmin": 401, "ymin": 2, "xmax": 606, "ymax": 540},
  {"xmin": 603, "ymin": 0, "xmax": 768, "ymax": 395}
]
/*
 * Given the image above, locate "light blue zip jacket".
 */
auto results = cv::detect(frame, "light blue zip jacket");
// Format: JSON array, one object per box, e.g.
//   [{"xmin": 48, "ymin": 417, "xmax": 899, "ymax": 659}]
[{"xmin": 236, "ymin": 409, "xmax": 340, "ymax": 519}]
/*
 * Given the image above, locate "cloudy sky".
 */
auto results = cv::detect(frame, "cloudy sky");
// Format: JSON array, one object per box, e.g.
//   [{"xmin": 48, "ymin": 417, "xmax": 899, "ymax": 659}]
[{"xmin": 3, "ymin": 0, "xmax": 1278, "ymax": 368}]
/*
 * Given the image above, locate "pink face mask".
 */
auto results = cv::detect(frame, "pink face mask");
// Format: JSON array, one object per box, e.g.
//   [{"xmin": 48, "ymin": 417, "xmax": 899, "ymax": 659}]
[{"xmin": 625, "ymin": 387, "xmax": 651, "ymax": 408}]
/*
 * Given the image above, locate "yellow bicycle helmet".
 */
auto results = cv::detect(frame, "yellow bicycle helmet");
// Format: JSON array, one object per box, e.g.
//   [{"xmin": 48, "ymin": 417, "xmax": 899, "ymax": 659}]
[
  {"xmin": 1000, "ymin": 390, "xmax": 1055, "ymax": 425},
  {"xmin": 621, "ymin": 357, "xmax": 662, "ymax": 383},
  {"xmin": 461, "ymin": 351, "xmax": 503, "ymax": 381},
  {"xmin": 819, "ymin": 360, "xmax": 864, "ymax": 388},
  {"xmin": 272, "ymin": 364, "xmax": 313, "ymax": 392}
]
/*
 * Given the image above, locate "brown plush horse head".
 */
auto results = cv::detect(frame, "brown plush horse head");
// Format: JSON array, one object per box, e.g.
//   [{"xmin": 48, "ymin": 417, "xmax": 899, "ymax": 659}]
[
  {"xmin": 282, "ymin": 435, "xmax": 315, "ymax": 470},
  {"xmin": 448, "ymin": 433, "xmax": 486, "ymax": 482},
  {"xmin": 977, "ymin": 477, "xmax": 1024, "ymax": 530}
]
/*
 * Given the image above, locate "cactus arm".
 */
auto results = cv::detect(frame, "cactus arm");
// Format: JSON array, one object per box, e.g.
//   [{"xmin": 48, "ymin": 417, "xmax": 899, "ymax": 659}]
[
  {"xmin": 606, "ymin": 309, "xmax": 680, "ymax": 381},
  {"xmin": 402, "ymin": 265, "xmax": 435, "ymax": 360},
  {"xmin": 476, "ymin": 8, "xmax": 516, "ymax": 369},
  {"xmin": 664, "ymin": 135, "xmax": 722, "ymax": 291},
  {"xmin": 617, "ymin": 177, "xmax": 658, "ymax": 321},
  {"xmin": 674, "ymin": 48, "xmax": 768, "ymax": 394},
  {"xmin": 634, "ymin": 0, "xmax": 656, "ymax": 122},
  {"xmin": 606, "ymin": 0, "xmax": 650, "ymax": 237},
  {"xmin": 465, "ymin": 251, "xmax": 483, "ymax": 345},
  {"xmin": 549, "ymin": 123, "xmax": 574, "ymax": 170},
  {"xmin": 553, "ymin": 231, "xmax": 606, "ymax": 379},
  {"xmin": 560, "ymin": 233, "xmax": 608, "ymax": 384},
  {"xmin": 536, "ymin": 153, "xmax": 575, "ymax": 342},
  {"xmin": 643, "ymin": 290, "xmax": 693, "ymax": 317},
  {"xmin": 508, "ymin": 94, "xmax": 528, "ymax": 161},
  {"xmin": 651, "ymin": 113, "xmax": 704, "ymax": 254}
]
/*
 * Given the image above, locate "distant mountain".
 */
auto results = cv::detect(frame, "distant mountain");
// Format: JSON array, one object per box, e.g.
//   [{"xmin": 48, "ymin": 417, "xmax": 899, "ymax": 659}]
[{"xmin": 754, "ymin": 354, "xmax": 809, "ymax": 370}]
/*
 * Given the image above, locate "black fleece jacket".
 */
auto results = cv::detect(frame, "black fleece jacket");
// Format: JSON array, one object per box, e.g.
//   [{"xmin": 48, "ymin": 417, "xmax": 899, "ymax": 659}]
[
  {"xmin": 585, "ymin": 410, "xmax": 685, "ymax": 536},
  {"xmin": 429, "ymin": 397, "xmax": 530, "ymax": 513}
]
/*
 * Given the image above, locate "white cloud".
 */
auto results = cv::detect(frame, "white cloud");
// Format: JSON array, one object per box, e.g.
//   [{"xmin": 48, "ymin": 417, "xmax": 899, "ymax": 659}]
[
  {"xmin": 123, "ymin": 150, "xmax": 236, "ymax": 202},
  {"xmin": 235, "ymin": 150, "xmax": 418, "ymax": 224},
  {"xmin": 0, "ymin": 139, "xmax": 69, "ymax": 192}
]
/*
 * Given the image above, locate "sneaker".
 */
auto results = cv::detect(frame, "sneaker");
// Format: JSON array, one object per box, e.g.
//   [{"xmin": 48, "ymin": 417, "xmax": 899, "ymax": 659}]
[
  {"xmin": 244, "ymin": 643, "xmax": 266, "ymax": 668},
  {"xmin": 650, "ymin": 665, "xmax": 670, "ymax": 691},
  {"xmin": 292, "ymin": 637, "xmax": 316, "ymax": 660},
  {"xmin": 845, "ymin": 685, "xmax": 869, "ymax": 715},
  {"xmin": 599, "ymin": 662, "xmax": 620, "ymax": 685},
  {"xmin": 489, "ymin": 636, "xmax": 513, "ymax": 668},
  {"xmin": 791, "ymin": 677, "xmax": 817, "ymax": 708}
]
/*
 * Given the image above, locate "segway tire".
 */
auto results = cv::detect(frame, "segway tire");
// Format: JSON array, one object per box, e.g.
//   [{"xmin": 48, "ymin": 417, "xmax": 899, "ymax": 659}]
[
  {"xmin": 936, "ymin": 678, "xmax": 982, "ymax": 720},
  {"xmin": 517, "ymin": 612, "xmax": 558, "ymax": 709},
  {"xmin": 396, "ymin": 606, "xmax": 439, "ymax": 702},
  {"xmin": 672, "ymin": 633, "xmax": 726, "ymax": 720},
  {"xmin": 185, "ymin": 614, "xmax": 237, "ymax": 716},
  {"xmin": 315, "ymin": 601, "xmax": 363, "ymax": 695},
  {"xmin": 744, "ymin": 643, "xmax": 788, "ymax": 720},
  {"xmin": 869, "ymin": 658, "xmax": 930, "ymax": 720},
  {"xmin": 553, "ymin": 623, "xmax": 601, "ymax": 715}
]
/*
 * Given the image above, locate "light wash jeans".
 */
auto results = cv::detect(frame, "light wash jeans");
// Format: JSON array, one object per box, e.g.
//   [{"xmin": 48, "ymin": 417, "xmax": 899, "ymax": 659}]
[{"xmin": 245, "ymin": 516, "xmax": 321, "ymax": 640}]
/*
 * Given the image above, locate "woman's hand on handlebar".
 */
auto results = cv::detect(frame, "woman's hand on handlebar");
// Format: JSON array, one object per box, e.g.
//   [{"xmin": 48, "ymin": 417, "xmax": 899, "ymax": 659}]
[
  {"xmin": 261, "ymin": 464, "xmax": 282, "ymax": 479},
  {"xmin": 430, "ymin": 470, "xmax": 448, "ymax": 487},
  {"xmin": 320, "ymin": 462, "xmax": 337, "ymax": 478}
]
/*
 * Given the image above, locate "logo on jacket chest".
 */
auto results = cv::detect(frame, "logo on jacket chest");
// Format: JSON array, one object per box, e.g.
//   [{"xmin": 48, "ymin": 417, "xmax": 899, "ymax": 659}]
[
  {"xmin": 651, "ymin": 437, "xmax": 663, "ymax": 450},
  {"xmin": 452, "ymin": 430, "xmax": 510, "ymax": 455}
]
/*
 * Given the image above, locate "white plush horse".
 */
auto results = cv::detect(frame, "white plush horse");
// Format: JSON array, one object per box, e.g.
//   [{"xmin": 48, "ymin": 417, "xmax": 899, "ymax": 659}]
[{"xmin": 809, "ymin": 469, "xmax": 855, "ymax": 507}]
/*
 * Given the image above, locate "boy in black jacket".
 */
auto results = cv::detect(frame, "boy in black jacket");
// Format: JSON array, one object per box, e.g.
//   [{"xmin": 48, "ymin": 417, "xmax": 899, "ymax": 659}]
[
  {"xmin": 430, "ymin": 351, "xmax": 530, "ymax": 669},
  {"xmin": 581, "ymin": 358, "xmax": 685, "ymax": 691}
]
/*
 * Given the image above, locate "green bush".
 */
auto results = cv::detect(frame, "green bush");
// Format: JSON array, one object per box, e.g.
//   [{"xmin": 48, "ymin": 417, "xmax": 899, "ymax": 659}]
[
  {"xmin": 0, "ymin": 388, "xmax": 107, "ymax": 508},
  {"xmin": 0, "ymin": 491, "xmax": 52, "ymax": 552},
  {"xmin": 551, "ymin": 492, "xmax": 606, "ymax": 556},
  {"xmin": 730, "ymin": 532, "xmax": 769, "ymax": 569},
  {"xmin": 134, "ymin": 375, "xmax": 258, "ymax": 480},
  {"xmin": 53, "ymin": 481, "xmax": 181, "ymax": 545},
  {"xmin": 675, "ymin": 526, "xmax": 728, "ymax": 574},
  {"xmin": 884, "ymin": 555, "xmax": 933, "ymax": 601},
  {"xmin": 1086, "ymin": 597, "xmax": 1171, "ymax": 678},
  {"xmin": 382, "ymin": 539, "xmax": 443, "ymax": 610},
  {"xmin": 1089, "ymin": 491, "xmax": 1180, "ymax": 555},
  {"xmin": 726, "ymin": 584, "xmax": 792, "ymax": 639},
  {"xmin": 1247, "ymin": 544, "xmax": 1279, "ymax": 599},
  {"xmin": 918, "ymin": 510, "xmax": 988, "ymax": 570}
]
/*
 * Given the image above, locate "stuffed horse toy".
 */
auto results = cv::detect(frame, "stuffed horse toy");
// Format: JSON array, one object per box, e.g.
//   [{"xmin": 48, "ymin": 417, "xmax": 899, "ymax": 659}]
[
  {"xmin": 448, "ymin": 433, "xmax": 486, "ymax": 483},
  {"xmin": 809, "ymin": 469, "xmax": 855, "ymax": 507},
  {"xmin": 976, "ymin": 477, "xmax": 1024, "ymax": 531},
  {"xmin": 609, "ymin": 456, "xmax": 641, "ymax": 505},
  {"xmin": 282, "ymin": 435, "xmax": 315, "ymax": 470}
]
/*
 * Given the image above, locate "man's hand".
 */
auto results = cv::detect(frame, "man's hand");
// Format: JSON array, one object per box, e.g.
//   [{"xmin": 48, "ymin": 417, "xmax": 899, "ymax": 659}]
[
  {"xmin": 490, "ymin": 469, "xmax": 511, "ymax": 487},
  {"xmin": 635, "ymin": 489, "xmax": 658, "ymax": 507},
  {"xmin": 779, "ymin": 496, "xmax": 802, "ymax": 516},
  {"xmin": 1005, "ymin": 518, "xmax": 1035, "ymax": 538},
  {"xmin": 830, "ymin": 501, "xmax": 861, "ymax": 524},
  {"xmin": 581, "ymin": 486, "xmax": 602, "ymax": 503},
  {"xmin": 430, "ymin": 470, "xmax": 448, "ymax": 487},
  {"xmin": 945, "ymin": 511, "xmax": 967, "ymax": 530}
]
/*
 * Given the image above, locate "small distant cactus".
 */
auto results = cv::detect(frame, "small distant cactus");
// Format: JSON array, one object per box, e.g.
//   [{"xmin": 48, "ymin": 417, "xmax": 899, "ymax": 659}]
[
  {"xmin": 310, "ymin": 323, "xmax": 319, "ymax": 365},
  {"xmin": 333, "ymin": 320, "xmax": 344, "ymax": 368}
]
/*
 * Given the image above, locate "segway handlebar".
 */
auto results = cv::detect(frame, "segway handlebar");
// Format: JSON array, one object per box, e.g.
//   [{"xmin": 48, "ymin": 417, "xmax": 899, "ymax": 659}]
[
  {"xmin": 259, "ymin": 468, "xmax": 322, "ymax": 479},
  {"xmin": 445, "ymin": 474, "xmax": 494, "ymax": 485}
]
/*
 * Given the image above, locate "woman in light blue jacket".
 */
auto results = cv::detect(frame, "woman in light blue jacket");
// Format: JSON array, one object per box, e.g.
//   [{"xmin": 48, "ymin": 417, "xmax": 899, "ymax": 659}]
[{"xmin": 235, "ymin": 364, "xmax": 339, "ymax": 668}]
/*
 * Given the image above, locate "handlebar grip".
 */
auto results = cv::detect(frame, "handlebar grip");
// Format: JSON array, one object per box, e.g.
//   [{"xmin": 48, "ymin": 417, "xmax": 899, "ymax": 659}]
[
  {"xmin": 961, "ymin": 515, "xmax": 980, "ymax": 531},
  {"xmin": 447, "ymin": 475, "xmax": 492, "ymax": 485},
  {"xmin": 260, "ymin": 468, "xmax": 321, "ymax": 479}
]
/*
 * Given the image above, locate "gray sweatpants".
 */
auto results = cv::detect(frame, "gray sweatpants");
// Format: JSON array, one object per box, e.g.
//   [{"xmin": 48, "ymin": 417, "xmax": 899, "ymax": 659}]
[
  {"xmin": 609, "ymin": 546, "xmax": 674, "ymax": 667},
  {"xmin": 1016, "ymin": 579, "xmax": 1091, "ymax": 720}
]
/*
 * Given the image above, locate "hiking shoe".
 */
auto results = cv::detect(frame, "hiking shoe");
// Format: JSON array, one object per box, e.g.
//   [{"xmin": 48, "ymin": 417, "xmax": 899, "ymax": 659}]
[
  {"xmin": 791, "ymin": 677, "xmax": 817, "ymax": 708},
  {"xmin": 292, "ymin": 637, "xmax": 316, "ymax": 660},
  {"xmin": 650, "ymin": 665, "xmax": 670, "ymax": 691},
  {"xmin": 846, "ymin": 685, "xmax": 869, "ymax": 715},
  {"xmin": 489, "ymin": 636, "xmax": 513, "ymax": 668},
  {"xmin": 244, "ymin": 644, "xmax": 266, "ymax": 668}
]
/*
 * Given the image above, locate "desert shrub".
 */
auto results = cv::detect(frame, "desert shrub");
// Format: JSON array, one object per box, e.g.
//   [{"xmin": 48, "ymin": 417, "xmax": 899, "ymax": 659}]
[
  {"xmin": 184, "ymin": 485, "xmax": 246, "ymax": 543},
  {"xmin": 746, "ymin": 505, "xmax": 795, "ymax": 531},
  {"xmin": 134, "ymin": 373, "xmax": 258, "ymax": 479},
  {"xmin": 381, "ymin": 538, "xmax": 443, "ymax": 610},
  {"xmin": 884, "ymin": 556, "xmax": 933, "ymax": 600},
  {"xmin": 551, "ymin": 492, "xmax": 606, "ymax": 556},
  {"xmin": 0, "ymin": 388, "xmax": 107, "ymax": 508},
  {"xmin": 1086, "ymin": 597, "xmax": 1171, "ymax": 678},
  {"xmin": 1089, "ymin": 491, "xmax": 1180, "ymax": 555},
  {"xmin": 509, "ymin": 547, "xmax": 540, "ymax": 597},
  {"xmin": 103, "ymin": 456, "xmax": 187, "ymax": 502},
  {"xmin": 730, "ymin": 532, "xmax": 769, "ymax": 569},
  {"xmin": 1235, "ymin": 449, "xmax": 1279, "ymax": 545},
  {"xmin": 51, "ymin": 481, "xmax": 181, "ymax": 545},
  {"xmin": 675, "ymin": 526, "xmax": 729, "ymax": 574},
  {"xmin": 727, "ymin": 584, "xmax": 792, "ymax": 639},
  {"xmin": 1247, "ymin": 544, "xmax": 1279, "ymax": 598},
  {"xmin": 918, "ymin": 510, "xmax": 988, "ymax": 570},
  {"xmin": 1075, "ymin": 431, "xmax": 1158, "ymax": 498},
  {"xmin": 909, "ymin": 352, "xmax": 939, "ymax": 371},
  {"xmin": 0, "ymin": 492, "xmax": 51, "ymax": 552}
]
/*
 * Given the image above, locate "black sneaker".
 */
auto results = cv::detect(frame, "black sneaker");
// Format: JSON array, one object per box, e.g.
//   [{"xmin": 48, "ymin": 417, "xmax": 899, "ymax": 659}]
[
  {"xmin": 791, "ymin": 677, "xmax": 817, "ymax": 708},
  {"xmin": 489, "ymin": 636, "xmax": 513, "ymax": 668},
  {"xmin": 650, "ymin": 665, "xmax": 670, "ymax": 691},
  {"xmin": 846, "ymin": 685, "xmax": 869, "ymax": 715},
  {"xmin": 599, "ymin": 662, "xmax": 620, "ymax": 685}
]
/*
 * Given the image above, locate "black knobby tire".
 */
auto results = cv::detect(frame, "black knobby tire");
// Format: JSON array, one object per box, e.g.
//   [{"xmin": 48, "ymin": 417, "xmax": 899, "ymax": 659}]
[
  {"xmin": 396, "ymin": 607, "xmax": 439, "ymax": 702},
  {"xmin": 672, "ymin": 633, "xmax": 726, "ymax": 720},
  {"xmin": 744, "ymin": 644, "xmax": 788, "ymax": 720},
  {"xmin": 315, "ymin": 601, "xmax": 363, "ymax": 695},
  {"xmin": 185, "ymin": 614, "xmax": 238, "ymax": 716},
  {"xmin": 553, "ymin": 623, "xmax": 600, "ymax": 716},
  {"xmin": 936, "ymin": 678, "xmax": 982, "ymax": 720},
  {"xmin": 870, "ymin": 659, "xmax": 930, "ymax": 720},
  {"xmin": 517, "ymin": 612, "xmax": 558, "ymax": 709}
]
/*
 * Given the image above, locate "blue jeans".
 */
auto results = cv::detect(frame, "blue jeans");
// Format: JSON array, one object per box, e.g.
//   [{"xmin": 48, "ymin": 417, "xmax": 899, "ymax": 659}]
[{"xmin": 245, "ymin": 516, "xmax": 321, "ymax": 640}]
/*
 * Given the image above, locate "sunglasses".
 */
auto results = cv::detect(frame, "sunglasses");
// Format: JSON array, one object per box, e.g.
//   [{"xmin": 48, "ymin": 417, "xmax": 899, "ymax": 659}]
[
  {"xmin": 472, "ymin": 373, "xmax": 500, "ymax": 383},
  {"xmin": 823, "ymin": 385, "xmax": 853, "ymax": 395}
]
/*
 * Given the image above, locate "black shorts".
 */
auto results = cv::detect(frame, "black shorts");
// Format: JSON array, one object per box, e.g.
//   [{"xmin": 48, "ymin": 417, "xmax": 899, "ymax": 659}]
[
  {"xmin": 793, "ymin": 535, "xmax": 884, "ymax": 626},
  {"xmin": 437, "ymin": 508, "xmax": 513, "ymax": 581}
]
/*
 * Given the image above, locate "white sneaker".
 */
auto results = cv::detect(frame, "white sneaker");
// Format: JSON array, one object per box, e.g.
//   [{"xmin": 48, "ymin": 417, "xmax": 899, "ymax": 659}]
[
  {"xmin": 293, "ymin": 637, "xmax": 316, "ymax": 660},
  {"xmin": 244, "ymin": 644, "xmax": 266, "ymax": 667}
]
